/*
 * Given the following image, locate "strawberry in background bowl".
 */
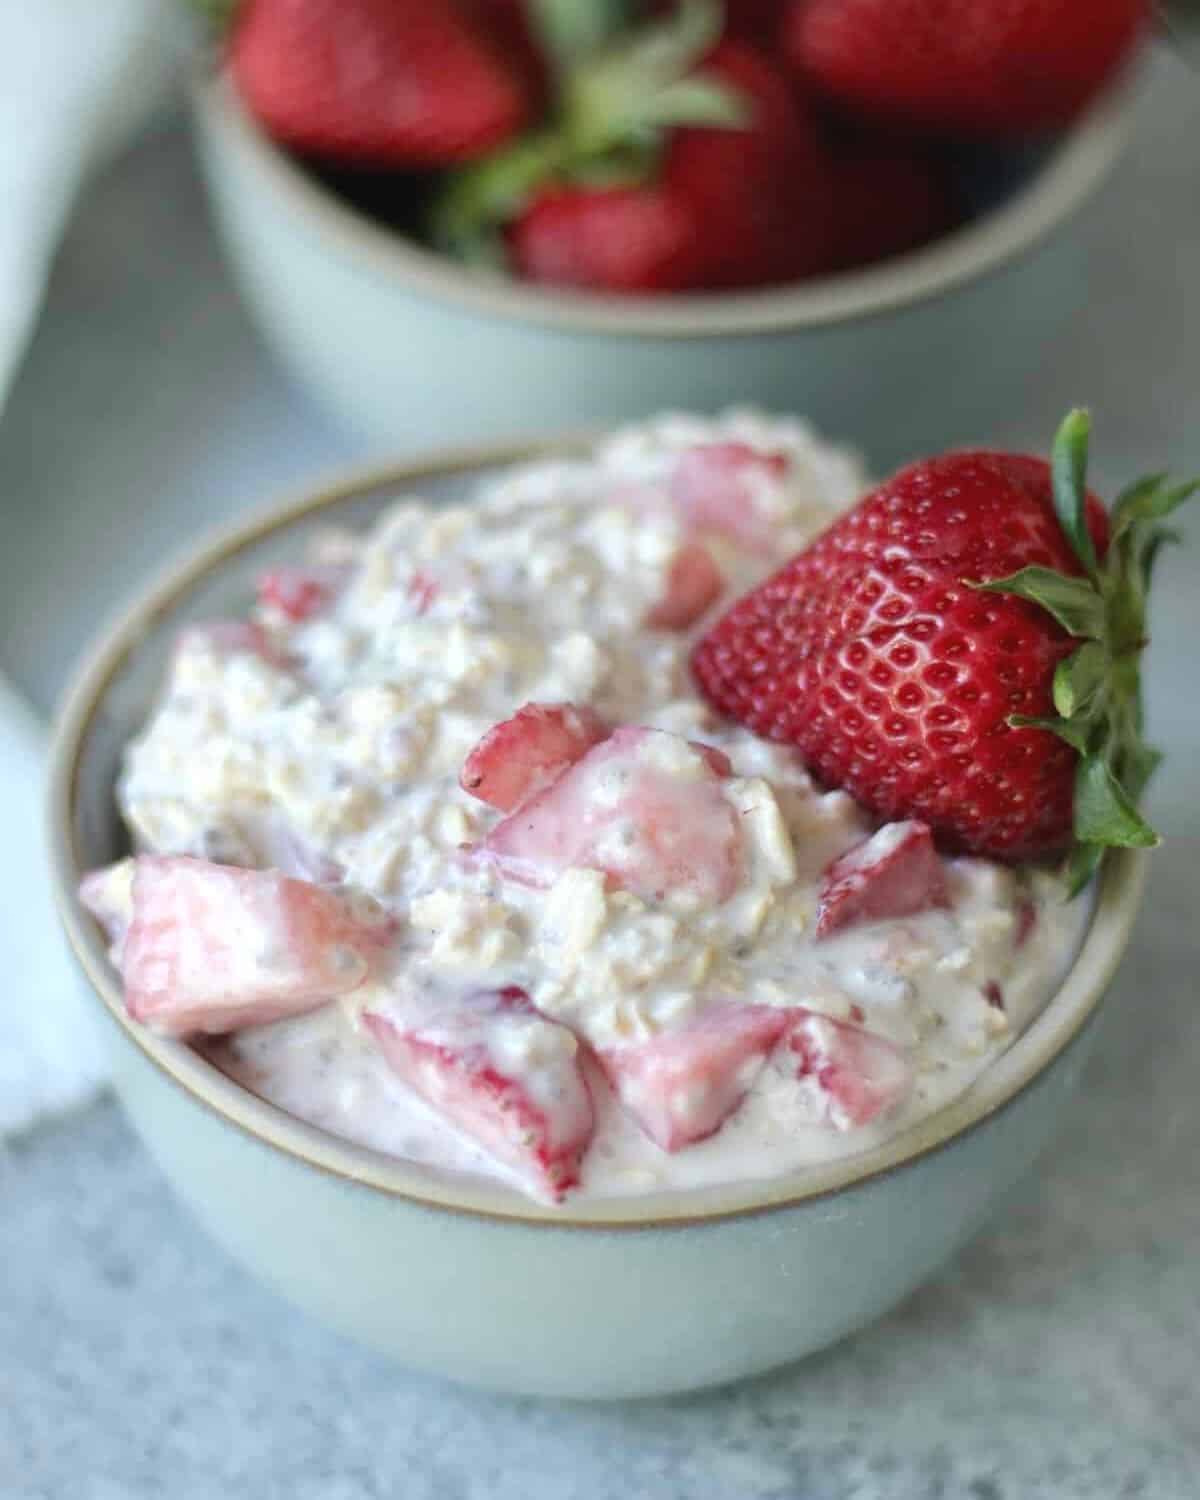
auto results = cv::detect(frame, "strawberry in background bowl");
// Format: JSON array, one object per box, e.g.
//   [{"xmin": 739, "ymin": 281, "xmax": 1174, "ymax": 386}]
[{"xmin": 188, "ymin": 0, "xmax": 1142, "ymax": 457}]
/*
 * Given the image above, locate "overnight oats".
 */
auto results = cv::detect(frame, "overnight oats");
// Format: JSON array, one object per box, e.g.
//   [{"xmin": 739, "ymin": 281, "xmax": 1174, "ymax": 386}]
[{"xmin": 82, "ymin": 408, "xmax": 1181, "ymax": 1204}]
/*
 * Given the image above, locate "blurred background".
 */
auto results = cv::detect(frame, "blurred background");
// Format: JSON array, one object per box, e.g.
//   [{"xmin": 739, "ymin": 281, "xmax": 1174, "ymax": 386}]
[{"xmin": 2, "ymin": 2, "xmax": 1199, "ymax": 1495}]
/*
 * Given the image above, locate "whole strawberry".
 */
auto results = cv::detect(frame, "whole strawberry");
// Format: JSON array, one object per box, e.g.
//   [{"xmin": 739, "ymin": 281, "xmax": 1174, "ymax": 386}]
[
  {"xmin": 433, "ymin": 3, "xmax": 835, "ymax": 290},
  {"xmin": 786, "ymin": 0, "xmax": 1147, "ymax": 136},
  {"xmin": 693, "ymin": 412, "xmax": 1194, "ymax": 884},
  {"xmin": 230, "ymin": 0, "xmax": 533, "ymax": 166}
]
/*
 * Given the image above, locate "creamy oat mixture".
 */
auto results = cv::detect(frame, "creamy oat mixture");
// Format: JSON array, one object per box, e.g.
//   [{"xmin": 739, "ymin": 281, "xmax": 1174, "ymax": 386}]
[{"xmin": 87, "ymin": 412, "xmax": 1091, "ymax": 1201}]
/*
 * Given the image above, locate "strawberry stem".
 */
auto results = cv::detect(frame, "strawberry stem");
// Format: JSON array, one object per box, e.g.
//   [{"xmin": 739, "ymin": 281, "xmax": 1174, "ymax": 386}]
[{"xmin": 428, "ymin": 0, "xmax": 745, "ymax": 265}]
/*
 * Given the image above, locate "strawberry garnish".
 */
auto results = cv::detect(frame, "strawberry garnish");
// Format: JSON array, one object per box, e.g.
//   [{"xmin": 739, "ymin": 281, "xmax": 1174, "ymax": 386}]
[
  {"xmin": 786, "ymin": 0, "xmax": 1147, "ymax": 137},
  {"xmin": 460, "ymin": 701, "xmax": 609, "ymax": 811},
  {"xmin": 816, "ymin": 821, "xmax": 949, "ymax": 938},
  {"xmin": 598, "ymin": 1002, "xmax": 791, "ymax": 1151},
  {"xmin": 118, "ymin": 856, "xmax": 389, "ymax": 1037},
  {"xmin": 694, "ymin": 411, "xmax": 1196, "ymax": 885},
  {"xmin": 364, "ymin": 987, "xmax": 594, "ymax": 1200},
  {"xmin": 229, "ymin": 0, "xmax": 533, "ymax": 167}
]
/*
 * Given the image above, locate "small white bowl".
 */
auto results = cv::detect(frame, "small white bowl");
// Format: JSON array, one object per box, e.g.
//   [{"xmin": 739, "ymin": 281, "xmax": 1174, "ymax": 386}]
[
  {"xmin": 191, "ymin": 74, "xmax": 1133, "ymax": 467},
  {"xmin": 48, "ymin": 447, "xmax": 1146, "ymax": 1399}
]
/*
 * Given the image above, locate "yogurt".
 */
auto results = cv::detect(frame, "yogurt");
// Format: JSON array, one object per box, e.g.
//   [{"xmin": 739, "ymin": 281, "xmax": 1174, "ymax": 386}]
[{"xmin": 93, "ymin": 411, "xmax": 1091, "ymax": 1201}]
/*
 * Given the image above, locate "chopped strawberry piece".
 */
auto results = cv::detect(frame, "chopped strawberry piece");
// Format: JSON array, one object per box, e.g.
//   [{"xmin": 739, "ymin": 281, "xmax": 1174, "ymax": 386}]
[
  {"xmin": 982, "ymin": 980, "xmax": 1005, "ymax": 1011},
  {"xmin": 787, "ymin": 1010, "xmax": 913, "ymax": 1128},
  {"xmin": 645, "ymin": 542, "xmax": 725, "ymax": 630},
  {"xmin": 1015, "ymin": 899, "xmax": 1037, "ymax": 948},
  {"xmin": 816, "ymin": 821, "xmax": 949, "ymax": 938},
  {"xmin": 256, "ymin": 564, "xmax": 347, "ymax": 622},
  {"xmin": 479, "ymin": 726, "xmax": 741, "ymax": 904},
  {"xmin": 364, "ymin": 987, "xmax": 594, "ymax": 1200},
  {"xmin": 120, "ymin": 856, "xmax": 388, "ymax": 1037},
  {"xmin": 599, "ymin": 1002, "xmax": 790, "ymax": 1151},
  {"xmin": 670, "ymin": 442, "xmax": 791, "ymax": 551},
  {"xmin": 460, "ymin": 702, "xmax": 609, "ymax": 812},
  {"xmin": 408, "ymin": 570, "xmax": 439, "ymax": 614},
  {"xmin": 79, "ymin": 859, "xmax": 135, "ymax": 952}
]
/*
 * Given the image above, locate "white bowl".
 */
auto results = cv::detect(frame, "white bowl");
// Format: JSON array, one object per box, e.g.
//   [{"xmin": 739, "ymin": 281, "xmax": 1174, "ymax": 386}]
[
  {"xmin": 49, "ymin": 447, "xmax": 1146, "ymax": 1399},
  {"xmin": 191, "ymin": 75, "xmax": 1133, "ymax": 468}
]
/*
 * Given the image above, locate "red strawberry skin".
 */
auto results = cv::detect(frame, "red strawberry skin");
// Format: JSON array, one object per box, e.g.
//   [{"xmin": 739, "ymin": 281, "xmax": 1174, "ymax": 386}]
[
  {"xmin": 787, "ymin": 0, "xmax": 1146, "ymax": 136},
  {"xmin": 692, "ymin": 453, "xmax": 1110, "ymax": 861},
  {"xmin": 665, "ymin": 41, "xmax": 835, "ymax": 289},
  {"xmin": 509, "ymin": 185, "xmax": 703, "ymax": 293},
  {"xmin": 828, "ymin": 147, "xmax": 959, "ymax": 272},
  {"xmin": 230, "ymin": 0, "xmax": 532, "ymax": 166}
]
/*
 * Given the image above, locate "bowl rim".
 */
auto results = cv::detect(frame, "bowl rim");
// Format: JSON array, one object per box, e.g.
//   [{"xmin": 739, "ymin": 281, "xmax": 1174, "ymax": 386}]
[
  {"xmin": 192, "ymin": 68, "xmax": 1133, "ymax": 340},
  {"xmin": 47, "ymin": 441, "xmax": 1147, "ymax": 1229}
]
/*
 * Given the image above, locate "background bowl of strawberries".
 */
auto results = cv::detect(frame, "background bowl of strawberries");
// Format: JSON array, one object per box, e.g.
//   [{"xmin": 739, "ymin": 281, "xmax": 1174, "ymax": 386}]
[{"xmin": 190, "ymin": 0, "xmax": 1144, "ymax": 464}]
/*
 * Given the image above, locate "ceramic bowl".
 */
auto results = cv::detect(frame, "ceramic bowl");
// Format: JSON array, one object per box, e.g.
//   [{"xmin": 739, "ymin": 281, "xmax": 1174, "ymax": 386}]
[
  {"xmin": 191, "ymin": 74, "xmax": 1133, "ymax": 470},
  {"xmin": 48, "ymin": 447, "xmax": 1146, "ymax": 1400}
]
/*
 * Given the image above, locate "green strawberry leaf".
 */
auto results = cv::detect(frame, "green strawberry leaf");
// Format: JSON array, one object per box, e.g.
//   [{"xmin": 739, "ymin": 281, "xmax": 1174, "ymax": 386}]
[
  {"xmin": 1112, "ymin": 475, "xmax": 1200, "ymax": 540},
  {"xmin": 566, "ymin": 0, "xmax": 737, "ymax": 152},
  {"xmin": 1074, "ymin": 755, "xmax": 1160, "ymax": 849},
  {"xmin": 430, "ymin": 132, "xmax": 569, "ymax": 256},
  {"xmin": 527, "ymin": 0, "xmax": 633, "ymax": 72},
  {"xmin": 1110, "ymin": 473, "xmax": 1168, "ymax": 540},
  {"xmin": 1122, "ymin": 742, "xmax": 1164, "ymax": 805},
  {"xmin": 181, "ymin": 0, "xmax": 240, "ymax": 38},
  {"xmin": 970, "ymin": 567, "xmax": 1106, "ymax": 639},
  {"xmin": 1140, "ymin": 525, "xmax": 1183, "ymax": 590},
  {"xmin": 1051, "ymin": 408, "xmax": 1100, "ymax": 580},
  {"xmin": 1052, "ymin": 641, "xmax": 1108, "ymax": 719},
  {"xmin": 1065, "ymin": 841, "xmax": 1105, "ymax": 899},
  {"xmin": 1009, "ymin": 713, "xmax": 1093, "ymax": 755},
  {"xmin": 634, "ymin": 76, "xmax": 749, "ymax": 132}
]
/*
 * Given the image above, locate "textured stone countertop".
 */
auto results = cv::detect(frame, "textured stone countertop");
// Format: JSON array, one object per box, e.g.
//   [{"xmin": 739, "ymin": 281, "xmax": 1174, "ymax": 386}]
[{"xmin": 2, "ymin": 51, "xmax": 1198, "ymax": 1500}]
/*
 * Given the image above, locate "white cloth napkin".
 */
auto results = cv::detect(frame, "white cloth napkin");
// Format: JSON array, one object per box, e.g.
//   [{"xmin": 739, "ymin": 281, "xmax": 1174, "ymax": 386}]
[{"xmin": 0, "ymin": 0, "xmax": 173, "ymax": 1137}]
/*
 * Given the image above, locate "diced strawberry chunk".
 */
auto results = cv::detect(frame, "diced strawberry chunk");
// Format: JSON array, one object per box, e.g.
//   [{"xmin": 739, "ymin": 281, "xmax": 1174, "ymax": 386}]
[
  {"xmin": 121, "ymin": 856, "xmax": 388, "ymax": 1037},
  {"xmin": 598, "ymin": 1002, "xmax": 790, "ymax": 1151},
  {"xmin": 256, "ymin": 564, "xmax": 348, "ymax": 622},
  {"xmin": 670, "ymin": 442, "xmax": 790, "ymax": 551},
  {"xmin": 786, "ymin": 1010, "xmax": 913, "ymax": 1129},
  {"xmin": 816, "ymin": 821, "xmax": 949, "ymax": 939},
  {"xmin": 1015, "ymin": 899, "xmax": 1037, "ymax": 948},
  {"xmin": 645, "ymin": 542, "xmax": 725, "ymax": 630},
  {"xmin": 79, "ymin": 859, "xmax": 136, "ymax": 953},
  {"xmin": 479, "ymin": 726, "xmax": 741, "ymax": 904},
  {"xmin": 460, "ymin": 702, "xmax": 609, "ymax": 812},
  {"xmin": 408, "ymin": 569, "xmax": 439, "ymax": 615},
  {"xmin": 364, "ymin": 987, "xmax": 594, "ymax": 1200}
]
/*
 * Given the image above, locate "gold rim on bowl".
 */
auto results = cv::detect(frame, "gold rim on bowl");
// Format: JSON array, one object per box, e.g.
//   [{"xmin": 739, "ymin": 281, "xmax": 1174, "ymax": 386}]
[
  {"xmin": 47, "ymin": 443, "xmax": 1147, "ymax": 1229},
  {"xmin": 193, "ymin": 69, "xmax": 1135, "ymax": 339}
]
